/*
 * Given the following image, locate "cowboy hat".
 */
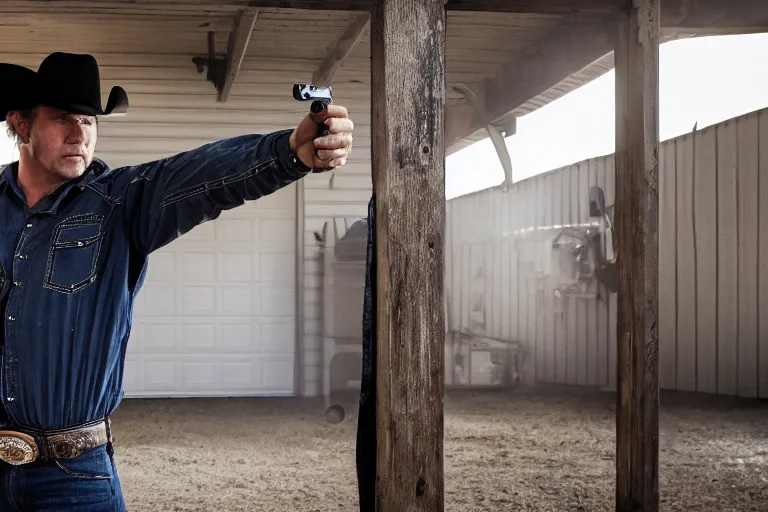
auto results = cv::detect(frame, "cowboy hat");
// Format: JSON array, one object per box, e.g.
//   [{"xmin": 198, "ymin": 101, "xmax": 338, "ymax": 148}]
[{"xmin": 0, "ymin": 52, "xmax": 129, "ymax": 120}]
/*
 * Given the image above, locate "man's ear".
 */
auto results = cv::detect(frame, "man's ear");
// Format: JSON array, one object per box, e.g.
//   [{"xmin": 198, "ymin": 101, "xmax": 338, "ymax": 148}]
[{"xmin": 6, "ymin": 111, "xmax": 32, "ymax": 143}]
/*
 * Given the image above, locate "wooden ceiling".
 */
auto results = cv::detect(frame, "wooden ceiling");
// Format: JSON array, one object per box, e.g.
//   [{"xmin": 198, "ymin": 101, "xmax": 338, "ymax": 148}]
[{"xmin": 2, "ymin": 0, "xmax": 766, "ymax": 153}]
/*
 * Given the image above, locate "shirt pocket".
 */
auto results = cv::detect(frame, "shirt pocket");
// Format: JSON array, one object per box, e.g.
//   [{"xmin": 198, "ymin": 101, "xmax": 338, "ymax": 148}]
[{"xmin": 45, "ymin": 214, "xmax": 105, "ymax": 294}]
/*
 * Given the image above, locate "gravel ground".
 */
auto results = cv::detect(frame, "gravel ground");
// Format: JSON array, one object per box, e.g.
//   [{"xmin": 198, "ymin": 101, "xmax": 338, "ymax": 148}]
[{"xmin": 108, "ymin": 386, "xmax": 768, "ymax": 511}]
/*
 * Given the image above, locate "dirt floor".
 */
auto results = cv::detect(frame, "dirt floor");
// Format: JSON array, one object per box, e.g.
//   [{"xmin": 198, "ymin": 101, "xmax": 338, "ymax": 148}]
[{"xmin": 109, "ymin": 386, "xmax": 768, "ymax": 511}]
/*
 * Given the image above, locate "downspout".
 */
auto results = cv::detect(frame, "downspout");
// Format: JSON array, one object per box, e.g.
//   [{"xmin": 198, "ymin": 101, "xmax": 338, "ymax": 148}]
[
  {"xmin": 451, "ymin": 82, "xmax": 516, "ymax": 187},
  {"xmin": 294, "ymin": 179, "xmax": 305, "ymax": 396}
]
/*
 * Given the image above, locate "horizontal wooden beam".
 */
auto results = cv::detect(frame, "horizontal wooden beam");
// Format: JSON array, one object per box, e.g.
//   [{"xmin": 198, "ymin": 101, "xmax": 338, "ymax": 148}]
[
  {"xmin": 14, "ymin": 0, "xmax": 620, "ymax": 14},
  {"xmin": 312, "ymin": 13, "xmax": 369, "ymax": 86},
  {"xmin": 663, "ymin": 0, "xmax": 768, "ymax": 28},
  {"xmin": 9, "ymin": 0, "xmax": 768, "ymax": 28},
  {"xmin": 13, "ymin": 0, "xmax": 768, "ymax": 27}
]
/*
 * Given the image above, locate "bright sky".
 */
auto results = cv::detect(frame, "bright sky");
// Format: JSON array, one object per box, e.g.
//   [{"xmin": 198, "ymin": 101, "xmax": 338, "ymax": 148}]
[
  {"xmin": 446, "ymin": 32, "xmax": 768, "ymax": 198},
  {"xmin": 2, "ymin": 32, "xmax": 767, "ymax": 199}
]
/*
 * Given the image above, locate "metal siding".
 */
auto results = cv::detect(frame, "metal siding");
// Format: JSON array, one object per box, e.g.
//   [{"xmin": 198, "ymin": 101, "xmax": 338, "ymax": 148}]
[
  {"xmin": 695, "ymin": 126, "xmax": 718, "ymax": 394},
  {"xmin": 446, "ymin": 107, "xmax": 768, "ymax": 398},
  {"xmin": 717, "ymin": 119, "xmax": 739, "ymax": 396},
  {"xmin": 676, "ymin": 134, "xmax": 697, "ymax": 392}
]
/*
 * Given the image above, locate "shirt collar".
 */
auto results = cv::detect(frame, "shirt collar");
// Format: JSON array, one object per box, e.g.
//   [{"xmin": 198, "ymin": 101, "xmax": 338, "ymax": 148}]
[{"xmin": 0, "ymin": 158, "xmax": 109, "ymax": 215}]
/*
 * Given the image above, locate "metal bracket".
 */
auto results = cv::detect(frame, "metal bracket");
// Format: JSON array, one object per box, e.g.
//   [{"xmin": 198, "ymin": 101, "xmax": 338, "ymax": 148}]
[{"xmin": 192, "ymin": 32, "xmax": 228, "ymax": 94}]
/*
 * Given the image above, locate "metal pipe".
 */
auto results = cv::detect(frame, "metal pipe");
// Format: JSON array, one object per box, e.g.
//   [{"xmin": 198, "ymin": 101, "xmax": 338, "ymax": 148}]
[{"xmin": 294, "ymin": 180, "xmax": 305, "ymax": 396}]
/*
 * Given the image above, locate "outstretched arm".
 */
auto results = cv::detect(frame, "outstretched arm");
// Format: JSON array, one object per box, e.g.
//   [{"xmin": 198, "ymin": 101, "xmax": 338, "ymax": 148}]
[{"xmin": 121, "ymin": 105, "xmax": 354, "ymax": 256}]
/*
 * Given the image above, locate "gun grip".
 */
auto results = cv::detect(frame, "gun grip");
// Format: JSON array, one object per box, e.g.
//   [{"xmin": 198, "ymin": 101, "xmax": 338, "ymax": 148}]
[{"xmin": 311, "ymin": 100, "xmax": 331, "ymax": 171}]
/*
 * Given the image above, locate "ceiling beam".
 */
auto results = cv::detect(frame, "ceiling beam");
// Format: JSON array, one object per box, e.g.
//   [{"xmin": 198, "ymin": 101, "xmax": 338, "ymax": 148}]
[
  {"xmin": 312, "ymin": 13, "xmax": 369, "ymax": 86},
  {"xmin": 218, "ymin": 9, "xmax": 259, "ymax": 102},
  {"xmin": 663, "ymin": 0, "xmax": 768, "ymax": 29},
  {"xmin": 15, "ymin": 0, "xmax": 768, "ymax": 26},
  {"xmin": 446, "ymin": 0, "xmax": 768, "ymax": 150},
  {"xmin": 11, "ymin": 0, "xmax": 768, "ymax": 23}
]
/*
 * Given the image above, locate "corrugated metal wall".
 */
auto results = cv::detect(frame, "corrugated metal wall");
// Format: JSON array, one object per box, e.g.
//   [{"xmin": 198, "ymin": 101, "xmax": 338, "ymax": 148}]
[{"xmin": 446, "ymin": 107, "xmax": 768, "ymax": 398}]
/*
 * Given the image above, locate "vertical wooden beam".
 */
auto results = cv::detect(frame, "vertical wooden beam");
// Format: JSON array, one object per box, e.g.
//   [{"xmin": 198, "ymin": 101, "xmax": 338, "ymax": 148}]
[
  {"xmin": 371, "ymin": 0, "xmax": 446, "ymax": 510},
  {"xmin": 614, "ymin": 0, "xmax": 660, "ymax": 511}
]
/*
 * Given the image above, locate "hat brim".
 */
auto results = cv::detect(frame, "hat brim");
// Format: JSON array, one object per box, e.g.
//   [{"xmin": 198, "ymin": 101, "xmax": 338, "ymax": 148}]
[
  {"xmin": 0, "ymin": 63, "xmax": 41, "ymax": 120},
  {"xmin": 43, "ymin": 86, "xmax": 130, "ymax": 118},
  {"xmin": 0, "ymin": 64, "xmax": 129, "ymax": 119}
]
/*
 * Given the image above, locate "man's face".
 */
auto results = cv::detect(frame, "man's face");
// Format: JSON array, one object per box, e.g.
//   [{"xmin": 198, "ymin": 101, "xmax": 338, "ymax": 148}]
[{"xmin": 24, "ymin": 106, "xmax": 98, "ymax": 181}]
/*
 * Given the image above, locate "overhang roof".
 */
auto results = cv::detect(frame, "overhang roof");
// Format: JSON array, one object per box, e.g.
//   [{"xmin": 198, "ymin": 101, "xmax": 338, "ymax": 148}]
[{"xmin": 3, "ymin": 1, "xmax": 767, "ymax": 158}]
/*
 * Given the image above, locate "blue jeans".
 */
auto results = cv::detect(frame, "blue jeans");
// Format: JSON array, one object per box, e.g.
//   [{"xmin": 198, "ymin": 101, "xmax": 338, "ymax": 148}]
[{"xmin": 0, "ymin": 445, "xmax": 126, "ymax": 511}]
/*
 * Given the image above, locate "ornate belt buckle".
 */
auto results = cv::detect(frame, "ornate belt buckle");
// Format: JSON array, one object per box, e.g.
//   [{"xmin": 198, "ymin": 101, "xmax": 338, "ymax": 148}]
[{"xmin": 0, "ymin": 431, "xmax": 38, "ymax": 465}]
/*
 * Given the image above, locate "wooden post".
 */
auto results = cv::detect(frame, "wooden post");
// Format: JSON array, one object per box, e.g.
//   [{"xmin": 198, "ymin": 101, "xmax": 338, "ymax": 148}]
[
  {"xmin": 370, "ymin": 0, "xmax": 446, "ymax": 510},
  {"xmin": 614, "ymin": 0, "xmax": 660, "ymax": 510}
]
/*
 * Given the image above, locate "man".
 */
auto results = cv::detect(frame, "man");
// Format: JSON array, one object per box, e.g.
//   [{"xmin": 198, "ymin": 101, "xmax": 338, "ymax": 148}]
[{"xmin": 0, "ymin": 52, "xmax": 354, "ymax": 511}]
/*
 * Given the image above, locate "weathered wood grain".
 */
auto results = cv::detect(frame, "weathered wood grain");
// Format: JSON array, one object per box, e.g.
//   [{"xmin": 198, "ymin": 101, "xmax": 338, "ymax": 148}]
[
  {"xmin": 614, "ymin": 0, "xmax": 660, "ymax": 510},
  {"xmin": 371, "ymin": 0, "xmax": 446, "ymax": 509}
]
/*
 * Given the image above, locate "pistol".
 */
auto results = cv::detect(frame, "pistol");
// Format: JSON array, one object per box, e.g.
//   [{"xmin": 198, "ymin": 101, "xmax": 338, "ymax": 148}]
[{"xmin": 292, "ymin": 83, "xmax": 334, "ymax": 171}]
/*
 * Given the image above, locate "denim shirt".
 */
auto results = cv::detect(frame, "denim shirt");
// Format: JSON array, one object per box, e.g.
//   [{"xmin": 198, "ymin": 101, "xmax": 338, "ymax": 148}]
[{"xmin": 0, "ymin": 129, "xmax": 310, "ymax": 431}]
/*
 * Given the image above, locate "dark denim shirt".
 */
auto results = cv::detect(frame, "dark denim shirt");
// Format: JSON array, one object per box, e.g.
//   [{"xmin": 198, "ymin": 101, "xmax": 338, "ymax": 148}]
[{"xmin": 0, "ymin": 129, "xmax": 310, "ymax": 431}]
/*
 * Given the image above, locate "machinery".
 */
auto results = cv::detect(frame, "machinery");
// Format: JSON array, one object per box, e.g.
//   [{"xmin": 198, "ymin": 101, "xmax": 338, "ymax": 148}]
[{"xmin": 551, "ymin": 185, "xmax": 617, "ymax": 299}]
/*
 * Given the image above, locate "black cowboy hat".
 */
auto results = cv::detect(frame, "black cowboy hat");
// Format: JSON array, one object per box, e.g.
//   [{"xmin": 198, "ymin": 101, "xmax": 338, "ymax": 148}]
[{"xmin": 0, "ymin": 52, "xmax": 129, "ymax": 120}]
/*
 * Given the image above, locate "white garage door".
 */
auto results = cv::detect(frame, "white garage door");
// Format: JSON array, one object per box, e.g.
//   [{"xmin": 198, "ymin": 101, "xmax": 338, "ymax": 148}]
[{"xmin": 122, "ymin": 183, "xmax": 297, "ymax": 397}]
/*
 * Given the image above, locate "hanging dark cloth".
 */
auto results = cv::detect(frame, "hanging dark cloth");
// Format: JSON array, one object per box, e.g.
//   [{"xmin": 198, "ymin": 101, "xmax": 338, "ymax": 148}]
[{"xmin": 355, "ymin": 194, "xmax": 377, "ymax": 511}]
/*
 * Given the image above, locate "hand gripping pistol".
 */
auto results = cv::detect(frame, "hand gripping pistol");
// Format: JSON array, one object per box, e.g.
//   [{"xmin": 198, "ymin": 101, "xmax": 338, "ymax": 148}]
[{"xmin": 292, "ymin": 83, "xmax": 333, "ymax": 172}]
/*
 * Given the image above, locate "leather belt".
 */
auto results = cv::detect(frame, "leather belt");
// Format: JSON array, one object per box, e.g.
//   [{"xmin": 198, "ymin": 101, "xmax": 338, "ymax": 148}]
[{"xmin": 0, "ymin": 418, "xmax": 113, "ymax": 466}]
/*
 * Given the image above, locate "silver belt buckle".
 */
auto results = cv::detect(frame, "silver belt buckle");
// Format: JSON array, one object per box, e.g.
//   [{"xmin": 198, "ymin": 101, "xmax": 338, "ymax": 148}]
[{"xmin": 0, "ymin": 431, "xmax": 38, "ymax": 465}]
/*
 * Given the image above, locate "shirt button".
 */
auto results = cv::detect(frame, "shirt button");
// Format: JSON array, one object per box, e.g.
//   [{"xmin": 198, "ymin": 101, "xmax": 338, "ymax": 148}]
[
  {"xmin": 7, "ymin": 316, "xmax": 14, "ymax": 321},
  {"xmin": 13, "ymin": 282, "xmax": 20, "ymax": 287},
  {"xmin": 26, "ymin": 223, "xmax": 32, "ymax": 228},
  {"xmin": 6, "ymin": 398, "xmax": 14, "ymax": 402}
]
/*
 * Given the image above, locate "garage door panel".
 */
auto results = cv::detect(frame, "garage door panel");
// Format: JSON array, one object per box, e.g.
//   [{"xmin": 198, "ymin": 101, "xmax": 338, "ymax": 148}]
[
  {"xmin": 220, "ymin": 285, "xmax": 256, "ymax": 315},
  {"xmin": 259, "ymin": 322, "xmax": 295, "ymax": 354},
  {"xmin": 123, "ymin": 359, "xmax": 139, "ymax": 390},
  {"xmin": 125, "ymin": 183, "xmax": 297, "ymax": 397},
  {"xmin": 181, "ymin": 323, "xmax": 216, "ymax": 351},
  {"xmin": 219, "ymin": 252, "xmax": 254, "ymax": 281},
  {"xmin": 217, "ymin": 218, "xmax": 253, "ymax": 242},
  {"xmin": 144, "ymin": 359, "xmax": 179, "ymax": 391},
  {"xmin": 124, "ymin": 354, "xmax": 296, "ymax": 396},
  {"xmin": 259, "ymin": 286, "xmax": 295, "ymax": 317},
  {"xmin": 260, "ymin": 251, "xmax": 295, "ymax": 283},
  {"xmin": 137, "ymin": 283, "xmax": 177, "ymax": 316},
  {"xmin": 258, "ymin": 219, "xmax": 295, "ymax": 247},
  {"xmin": 181, "ymin": 285, "xmax": 216, "ymax": 314},
  {"xmin": 145, "ymin": 251, "xmax": 176, "ymax": 281},
  {"xmin": 221, "ymin": 360, "xmax": 260, "ymax": 389},
  {"xmin": 262, "ymin": 355, "xmax": 294, "ymax": 393},
  {"xmin": 179, "ymin": 220, "xmax": 215, "ymax": 241},
  {"xmin": 181, "ymin": 251, "xmax": 216, "ymax": 280},
  {"xmin": 142, "ymin": 322, "xmax": 178, "ymax": 352},
  {"xmin": 220, "ymin": 322, "xmax": 258, "ymax": 352}
]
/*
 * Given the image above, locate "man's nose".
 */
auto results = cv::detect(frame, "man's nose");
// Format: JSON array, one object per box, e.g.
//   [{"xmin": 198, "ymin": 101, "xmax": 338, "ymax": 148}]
[{"xmin": 67, "ymin": 121, "xmax": 88, "ymax": 144}]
